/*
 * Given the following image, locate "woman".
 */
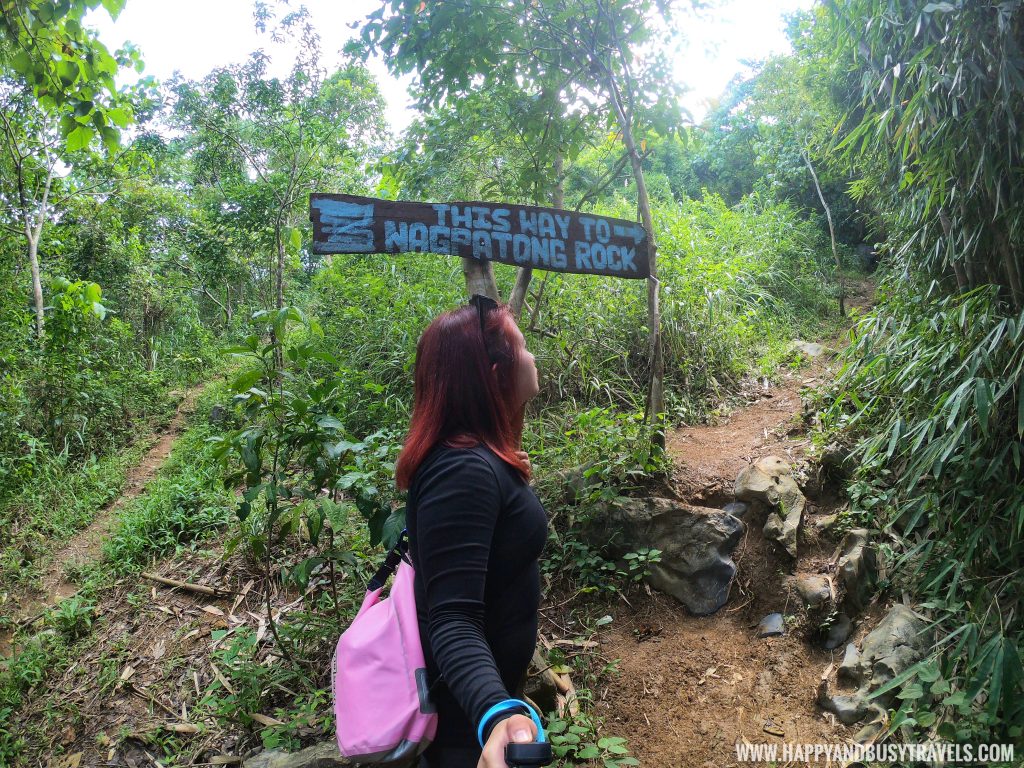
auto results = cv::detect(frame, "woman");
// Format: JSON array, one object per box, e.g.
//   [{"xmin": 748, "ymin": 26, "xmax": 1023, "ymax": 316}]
[{"xmin": 395, "ymin": 295, "xmax": 547, "ymax": 768}]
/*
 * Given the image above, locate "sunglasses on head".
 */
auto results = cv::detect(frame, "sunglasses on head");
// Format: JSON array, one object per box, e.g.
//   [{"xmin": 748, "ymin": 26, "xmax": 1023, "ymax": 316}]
[{"xmin": 468, "ymin": 294, "xmax": 500, "ymax": 360}]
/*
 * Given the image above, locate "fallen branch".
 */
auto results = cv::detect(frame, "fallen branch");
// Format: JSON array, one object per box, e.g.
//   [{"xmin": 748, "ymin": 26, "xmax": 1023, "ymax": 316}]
[{"xmin": 142, "ymin": 572, "xmax": 233, "ymax": 598}]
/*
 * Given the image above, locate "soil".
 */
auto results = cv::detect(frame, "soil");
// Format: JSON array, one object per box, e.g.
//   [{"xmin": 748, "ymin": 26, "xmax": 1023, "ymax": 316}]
[{"xmin": 578, "ymin": 281, "xmax": 878, "ymax": 766}]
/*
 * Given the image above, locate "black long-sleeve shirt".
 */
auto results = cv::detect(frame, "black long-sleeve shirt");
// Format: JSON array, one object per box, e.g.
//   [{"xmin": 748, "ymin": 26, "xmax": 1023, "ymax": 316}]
[{"xmin": 407, "ymin": 443, "xmax": 548, "ymax": 748}]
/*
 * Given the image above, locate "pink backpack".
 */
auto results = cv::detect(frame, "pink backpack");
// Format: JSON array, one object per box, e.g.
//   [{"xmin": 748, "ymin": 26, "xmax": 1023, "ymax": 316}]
[{"xmin": 333, "ymin": 533, "xmax": 438, "ymax": 765}]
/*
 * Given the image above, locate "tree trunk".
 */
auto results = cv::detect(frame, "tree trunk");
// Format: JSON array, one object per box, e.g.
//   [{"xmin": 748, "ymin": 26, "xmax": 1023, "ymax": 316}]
[
  {"xmin": 606, "ymin": 78, "xmax": 664, "ymax": 447},
  {"xmin": 801, "ymin": 148, "xmax": 844, "ymax": 316},
  {"xmin": 462, "ymin": 258, "xmax": 499, "ymax": 300},
  {"xmin": 510, "ymin": 155, "xmax": 564, "ymax": 319},
  {"xmin": 24, "ymin": 162, "xmax": 53, "ymax": 339},
  {"xmin": 275, "ymin": 227, "xmax": 286, "ymax": 312},
  {"xmin": 27, "ymin": 234, "xmax": 44, "ymax": 338}
]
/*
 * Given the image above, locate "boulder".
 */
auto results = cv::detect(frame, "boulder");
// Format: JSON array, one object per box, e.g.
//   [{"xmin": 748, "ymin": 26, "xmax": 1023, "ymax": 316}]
[
  {"xmin": 855, "ymin": 604, "xmax": 929, "ymax": 691},
  {"xmin": 553, "ymin": 463, "xmax": 601, "ymax": 505},
  {"xmin": 793, "ymin": 574, "xmax": 832, "ymax": 609},
  {"xmin": 838, "ymin": 643, "xmax": 861, "ymax": 682},
  {"xmin": 817, "ymin": 691, "xmax": 868, "ymax": 726},
  {"xmin": 523, "ymin": 650, "xmax": 559, "ymax": 715},
  {"xmin": 837, "ymin": 529, "xmax": 877, "ymax": 612},
  {"xmin": 735, "ymin": 456, "xmax": 805, "ymax": 558},
  {"xmin": 823, "ymin": 614, "xmax": 853, "ymax": 650},
  {"xmin": 793, "ymin": 340, "xmax": 826, "ymax": 358},
  {"xmin": 722, "ymin": 501, "xmax": 749, "ymax": 519},
  {"xmin": 735, "ymin": 456, "xmax": 792, "ymax": 500},
  {"xmin": 584, "ymin": 497, "xmax": 743, "ymax": 615},
  {"xmin": 810, "ymin": 513, "xmax": 840, "ymax": 534},
  {"xmin": 816, "ymin": 604, "xmax": 930, "ymax": 727}
]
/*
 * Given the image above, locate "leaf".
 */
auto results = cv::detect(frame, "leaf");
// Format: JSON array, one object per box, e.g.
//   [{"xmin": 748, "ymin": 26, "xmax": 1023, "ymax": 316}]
[
  {"xmin": 289, "ymin": 227, "xmax": 302, "ymax": 250},
  {"xmin": 107, "ymin": 107, "xmax": 131, "ymax": 128},
  {"xmin": 101, "ymin": 126, "xmax": 120, "ymax": 152},
  {"xmin": 232, "ymin": 367, "xmax": 266, "ymax": 393},
  {"xmin": 101, "ymin": 0, "xmax": 125, "ymax": 20},
  {"xmin": 380, "ymin": 506, "xmax": 407, "ymax": 550},
  {"xmin": 316, "ymin": 415, "xmax": 343, "ymax": 430},
  {"xmin": 974, "ymin": 379, "xmax": 992, "ymax": 434},
  {"xmin": 577, "ymin": 745, "xmax": 600, "ymax": 759},
  {"xmin": 66, "ymin": 125, "xmax": 93, "ymax": 152}
]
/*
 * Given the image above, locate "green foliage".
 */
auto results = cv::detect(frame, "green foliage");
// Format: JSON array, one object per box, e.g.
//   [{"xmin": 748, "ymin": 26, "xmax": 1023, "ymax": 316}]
[
  {"xmin": 0, "ymin": 623, "xmax": 83, "ymax": 762},
  {"xmin": 820, "ymin": 0, "xmax": 1024, "ymax": 306},
  {"xmin": 546, "ymin": 711, "xmax": 639, "ymax": 768},
  {"xmin": 0, "ymin": 429, "xmax": 148, "ymax": 585},
  {"xmin": 360, "ymin": 0, "xmax": 683, "ymax": 206},
  {"xmin": 170, "ymin": 21, "xmax": 387, "ymax": 306},
  {"xmin": 213, "ymin": 307, "xmax": 405, "ymax": 555},
  {"xmin": 101, "ymin": 392, "xmax": 234, "ymax": 574},
  {"xmin": 0, "ymin": 0, "xmax": 142, "ymax": 143},
  {"xmin": 816, "ymin": 281, "xmax": 1024, "ymax": 740},
  {"xmin": 34, "ymin": 277, "xmax": 164, "ymax": 457},
  {"xmin": 0, "ymin": 272, "xmax": 175, "ymax": 496},
  {"xmin": 47, "ymin": 596, "xmax": 95, "ymax": 640}
]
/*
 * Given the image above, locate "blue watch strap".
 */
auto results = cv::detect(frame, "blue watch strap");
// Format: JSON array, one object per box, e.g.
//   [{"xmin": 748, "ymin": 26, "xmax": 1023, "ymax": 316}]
[{"xmin": 477, "ymin": 698, "xmax": 546, "ymax": 748}]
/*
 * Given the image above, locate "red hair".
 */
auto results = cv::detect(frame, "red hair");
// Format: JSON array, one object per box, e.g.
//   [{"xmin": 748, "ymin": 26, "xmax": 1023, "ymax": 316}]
[{"xmin": 395, "ymin": 301, "xmax": 530, "ymax": 490}]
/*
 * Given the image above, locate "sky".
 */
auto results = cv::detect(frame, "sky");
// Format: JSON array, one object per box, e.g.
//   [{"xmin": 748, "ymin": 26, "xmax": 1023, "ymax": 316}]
[{"xmin": 86, "ymin": 0, "xmax": 816, "ymax": 133}]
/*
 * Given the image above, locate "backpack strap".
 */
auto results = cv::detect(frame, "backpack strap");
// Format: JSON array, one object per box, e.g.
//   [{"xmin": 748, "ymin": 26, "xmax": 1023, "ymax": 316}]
[{"xmin": 366, "ymin": 529, "xmax": 409, "ymax": 591}]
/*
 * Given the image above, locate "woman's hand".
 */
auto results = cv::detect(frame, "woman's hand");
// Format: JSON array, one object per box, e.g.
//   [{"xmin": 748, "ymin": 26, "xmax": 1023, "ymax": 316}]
[
  {"xmin": 477, "ymin": 713, "xmax": 537, "ymax": 768},
  {"xmin": 515, "ymin": 450, "xmax": 531, "ymax": 473}
]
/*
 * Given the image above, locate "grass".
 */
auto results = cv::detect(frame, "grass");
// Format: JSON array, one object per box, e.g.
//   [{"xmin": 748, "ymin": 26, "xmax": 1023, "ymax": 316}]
[
  {"xmin": 0, "ymin": 383, "xmax": 236, "ymax": 766},
  {"xmin": 0, "ymin": 436, "xmax": 154, "ymax": 587}
]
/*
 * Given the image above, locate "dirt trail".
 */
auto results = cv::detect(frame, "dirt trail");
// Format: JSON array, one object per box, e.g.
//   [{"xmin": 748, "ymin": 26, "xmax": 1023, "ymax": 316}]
[
  {"xmin": 588, "ymin": 283, "xmax": 875, "ymax": 766},
  {"xmin": 2, "ymin": 386, "xmax": 206, "ymax": 638}
]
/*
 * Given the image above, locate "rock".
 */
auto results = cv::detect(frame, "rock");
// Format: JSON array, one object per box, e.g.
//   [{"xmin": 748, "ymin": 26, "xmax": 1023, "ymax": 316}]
[
  {"xmin": 754, "ymin": 455, "xmax": 792, "ymax": 477},
  {"xmin": 735, "ymin": 456, "xmax": 805, "ymax": 558},
  {"xmin": 794, "ymin": 575, "xmax": 832, "ymax": 609},
  {"xmin": 757, "ymin": 613, "xmax": 785, "ymax": 638},
  {"xmin": 793, "ymin": 340, "xmax": 826, "ymax": 358},
  {"xmin": 837, "ymin": 529, "xmax": 877, "ymax": 612},
  {"xmin": 722, "ymin": 501, "xmax": 749, "ymax": 519},
  {"xmin": 242, "ymin": 741, "xmax": 349, "ymax": 768},
  {"xmin": 811, "ymin": 514, "xmax": 840, "ymax": 534},
  {"xmin": 854, "ymin": 719, "xmax": 887, "ymax": 744},
  {"xmin": 838, "ymin": 643, "xmax": 862, "ymax": 683},
  {"xmin": 209, "ymin": 404, "xmax": 228, "ymax": 425},
  {"xmin": 818, "ymin": 691, "xmax": 868, "ymax": 726},
  {"xmin": 823, "ymin": 614, "xmax": 853, "ymax": 650},
  {"xmin": 819, "ymin": 443, "xmax": 856, "ymax": 478},
  {"xmin": 584, "ymin": 497, "xmax": 743, "ymax": 615},
  {"xmin": 554, "ymin": 463, "xmax": 601, "ymax": 505},
  {"xmin": 817, "ymin": 604, "xmax": 930, "ymax": 727},
  {"xmin": 762, "ymin": 497, "xmax": 804, "ymax": 559},
  {"xmin": 855, "ymin": 243, "xmax": 879, "ymax": 272},
  {"xmin": 856, "ymin": 604, "xmax": 929, "ymax": 691}
]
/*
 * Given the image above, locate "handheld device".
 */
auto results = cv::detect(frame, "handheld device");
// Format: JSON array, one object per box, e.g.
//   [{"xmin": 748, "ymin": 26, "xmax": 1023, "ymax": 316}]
[{"xmin": 505, "ymin": 740, "xmax": 554, "ymax": 767}]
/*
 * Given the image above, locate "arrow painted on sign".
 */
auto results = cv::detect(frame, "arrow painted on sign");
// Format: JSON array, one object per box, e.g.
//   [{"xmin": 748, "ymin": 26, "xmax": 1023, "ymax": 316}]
[{"xmin": 612, "ymin": 222, "xmax": 646, "ymax": 244}]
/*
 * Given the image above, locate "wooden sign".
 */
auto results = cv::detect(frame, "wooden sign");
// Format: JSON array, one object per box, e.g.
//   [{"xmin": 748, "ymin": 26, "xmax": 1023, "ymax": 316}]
[{"xmin": 310, "ymin": 193, "xmax": 649, "ymax": 279}]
